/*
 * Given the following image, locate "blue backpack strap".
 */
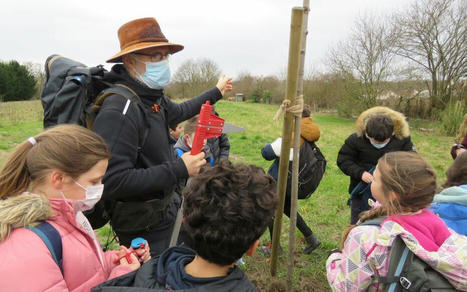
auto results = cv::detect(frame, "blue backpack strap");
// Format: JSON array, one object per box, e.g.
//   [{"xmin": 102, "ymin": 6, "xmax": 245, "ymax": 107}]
[
  {"xmin": 358, "ymin": 217, "xmax": 414, "ymax": 291},
  {"xmin": 25, "ymin": 222, "xmax": 63, "ymax": 275},
  {"xmin": 359, "ymin": 217, "xmax": 385, "ymax": 226}
]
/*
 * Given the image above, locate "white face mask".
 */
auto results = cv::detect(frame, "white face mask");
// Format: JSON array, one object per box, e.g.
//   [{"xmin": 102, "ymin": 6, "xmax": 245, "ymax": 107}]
[
  {"xmin": 370, "ymin": 140, "xmax": 389, "ymax": 149},
  {"xmin": 366, "ymin": 134, "xmax": 390, "ymax": 149},
  {"xmin": 70, "ymin": 180, "xmax": 104, "ymax": 212}
]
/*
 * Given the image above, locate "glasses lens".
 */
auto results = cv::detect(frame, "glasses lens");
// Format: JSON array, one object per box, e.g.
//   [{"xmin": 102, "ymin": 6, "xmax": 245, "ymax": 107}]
[{"xmin": 153, "ymin": 53, "xmax": 163, "ymax": 62}]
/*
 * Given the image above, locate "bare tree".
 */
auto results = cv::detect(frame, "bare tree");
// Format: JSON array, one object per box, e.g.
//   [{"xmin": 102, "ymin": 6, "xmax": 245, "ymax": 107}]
[
  {"xmin": 23, "ymin": 62, "xmax": 45, "ymax": 99},
  {"xmin": 233, "ymin": 71, "xmax": 257, "ymax": 99},
  {"xmin": 170, "ymin": 58, "xmax": 221, "ymax": 99},
  {"xmin": 393, "ymin": 0, "xmax": 466, "ymax": 113},
  {"xmin": 329, "ymin": 14, "xmax": 397, "ymax": 108}
]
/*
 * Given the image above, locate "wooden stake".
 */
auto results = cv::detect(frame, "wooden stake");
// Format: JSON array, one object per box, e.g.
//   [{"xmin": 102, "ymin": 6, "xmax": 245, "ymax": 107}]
[
  {"xmin": 287, "ymin": 1, "xmax": 310, "ymax": 291},
  {"xmin": 270, "ymin": 7, "xmax": 304, "ymax": 277}
]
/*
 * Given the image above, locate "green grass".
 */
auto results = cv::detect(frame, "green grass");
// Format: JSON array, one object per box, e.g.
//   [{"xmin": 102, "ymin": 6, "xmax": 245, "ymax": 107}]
[{"xmin": 0, "ymin": 100, "xmax": 455, "ymax": 291}]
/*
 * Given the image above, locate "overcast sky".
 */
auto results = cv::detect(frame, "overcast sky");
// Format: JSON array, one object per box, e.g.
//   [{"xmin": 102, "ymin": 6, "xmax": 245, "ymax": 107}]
[{"xmin": 1, "ymin": 0, "xmax": 413, "ymax": 78}]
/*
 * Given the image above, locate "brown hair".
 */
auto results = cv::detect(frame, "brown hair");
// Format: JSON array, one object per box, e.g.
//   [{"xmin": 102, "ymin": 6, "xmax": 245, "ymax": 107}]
[
  {"xmin": 0, "ymin": 124, "xmax": 110, "ymax": 199},
  {"xmin": 341, "ymin": 152, "xmax": 436, "ymax": 248},
  {"xmin": 183, "ymin": 115, "xmax": 199, "ymax": 136},
  {"xmin": 169, "ymin": 122, "xmax": 181, "ymax": 131},
  {"xmin": 442, "ymin": 151, "xmax": 467, "ymax": 188}
]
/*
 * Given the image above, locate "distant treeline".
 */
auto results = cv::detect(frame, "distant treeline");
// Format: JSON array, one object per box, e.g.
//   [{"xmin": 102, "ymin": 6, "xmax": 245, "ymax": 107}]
[{"xmin": 1, "ymin": 0, "xmax": 464, "ymax": 134}]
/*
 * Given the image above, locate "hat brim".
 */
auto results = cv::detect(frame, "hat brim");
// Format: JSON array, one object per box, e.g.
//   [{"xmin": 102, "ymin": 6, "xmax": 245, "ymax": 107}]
[{"xmin": 106, "ymin": 42, "xmax": 184, "ymax": 63}]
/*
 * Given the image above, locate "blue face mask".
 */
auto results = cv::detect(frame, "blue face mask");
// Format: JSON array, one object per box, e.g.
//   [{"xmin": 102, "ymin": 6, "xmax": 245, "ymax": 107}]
[
  {"xmin": 370, "ymin": 140, "xmax": 389, "ymax": 149},
  {"xmin": 366, "ymin": 134, "xmax": 390, "ymax": 149},
  {"xmin": 134, "ymin": 56, "xmax": 171, "ymax": 89}
]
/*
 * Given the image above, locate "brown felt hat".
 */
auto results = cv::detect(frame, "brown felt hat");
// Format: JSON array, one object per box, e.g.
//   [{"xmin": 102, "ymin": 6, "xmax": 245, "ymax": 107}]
[{"xmin": 107, "ymin": 17, "xmax": 184, "ymax": 63}]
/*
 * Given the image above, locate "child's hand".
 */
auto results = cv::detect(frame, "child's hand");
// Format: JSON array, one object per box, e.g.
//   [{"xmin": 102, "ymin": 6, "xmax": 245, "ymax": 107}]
[
  {"xmin": 456, "ymin": 147, "xmax": 466, "ymax": 156},
  {"xmin": 216, "ymin": 74, "xmax": 233, "ymax": 96},
  {"xmin": 116, "ymin": 246, "xmax": 140, "ymax": 271},
  {"xmin": 135, "ymin": 243, "xmax": 151, "ymax": 264},
  {"xmin": 361, "ymin": 171, "xmax": 374, "ymax": 183}
]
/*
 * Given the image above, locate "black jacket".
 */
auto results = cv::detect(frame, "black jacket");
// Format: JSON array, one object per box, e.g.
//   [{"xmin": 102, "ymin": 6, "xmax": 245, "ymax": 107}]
[
  {"xmin": 92, "ymin": 65, "xmax": 222, "ymax": 233},
  {"xmin": 207, "ymin": 133, "xmax": 230, "ymax": 164},
  {"xmin": 337, "ymin": 133, "xmax": 414, "ymax": 193},
  {"xmin": 91, "ymin": 246, "xmax": 257, "ymax": 292}
]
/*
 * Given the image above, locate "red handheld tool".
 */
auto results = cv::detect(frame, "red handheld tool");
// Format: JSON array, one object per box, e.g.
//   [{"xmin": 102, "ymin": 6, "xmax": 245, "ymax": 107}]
[
  {"xmin": 191, "ymin": 101, "xmax": 225, "ymax": 155},
  {"xmin": 114, "ymin": 237, "xmax": 147, "ymax": 264}
]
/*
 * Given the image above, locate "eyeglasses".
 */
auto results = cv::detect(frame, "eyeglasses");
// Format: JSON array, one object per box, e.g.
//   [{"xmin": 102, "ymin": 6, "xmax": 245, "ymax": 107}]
[{"xmin": 133, "ymin": 52, "xmax": 170, "ymax": 62}]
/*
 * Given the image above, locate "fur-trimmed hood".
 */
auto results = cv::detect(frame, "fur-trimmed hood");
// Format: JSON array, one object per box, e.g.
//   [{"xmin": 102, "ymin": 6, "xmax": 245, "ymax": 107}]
[
  {"xmin": 356, "ymin": 106, "xmax": 410, "ymax": 140},
  {"xmin": 0, "ymin": 192, "xmax": 52, "ymax": 242}
]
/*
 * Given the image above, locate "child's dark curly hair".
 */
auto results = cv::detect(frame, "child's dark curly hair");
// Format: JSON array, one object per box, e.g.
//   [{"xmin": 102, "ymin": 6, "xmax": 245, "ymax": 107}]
[{"xmin": 182, "ymin": 160, "xmax": 277, "ymax": 265}]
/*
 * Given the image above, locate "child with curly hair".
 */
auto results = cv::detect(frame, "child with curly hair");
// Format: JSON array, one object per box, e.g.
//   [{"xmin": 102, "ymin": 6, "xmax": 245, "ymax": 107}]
[{"xmin": 93, "ymin": 160, "xmax": 277, "ymax": 291}]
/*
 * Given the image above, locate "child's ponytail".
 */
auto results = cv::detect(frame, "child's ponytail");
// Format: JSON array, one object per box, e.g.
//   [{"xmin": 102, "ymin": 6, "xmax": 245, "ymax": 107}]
[
  {"xmin": 0, "ymin": 139, "xmax": 35, "ymax": 199},
  {"xmin": 340, "ymin": 152, "xmax": 437, "ymax": 248},
  {"xmin": 340, "ymin": 206, "xmax": 389, "ymax": 249}
]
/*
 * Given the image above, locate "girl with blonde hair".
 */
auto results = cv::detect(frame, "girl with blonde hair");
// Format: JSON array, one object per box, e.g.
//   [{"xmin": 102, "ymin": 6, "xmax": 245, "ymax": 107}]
[
  {"xmin": 0, "ymin": 125, "xmax": 149, "ymax": 291},
  {"xmin": 327, "ymin": 152, "xmax": 467, "ymax": 291}
]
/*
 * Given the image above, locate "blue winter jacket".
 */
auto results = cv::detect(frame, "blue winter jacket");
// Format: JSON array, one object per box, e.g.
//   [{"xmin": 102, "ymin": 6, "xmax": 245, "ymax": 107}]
[{"xmin": 430, "ymin": 185, "xmax": 467, "ymax": 235}]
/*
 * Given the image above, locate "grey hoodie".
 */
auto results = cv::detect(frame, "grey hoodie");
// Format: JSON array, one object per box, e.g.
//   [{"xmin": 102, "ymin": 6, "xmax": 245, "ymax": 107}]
[{"xmin": 174, "ymin": 136, "xmax": 214, "ymax": 165}]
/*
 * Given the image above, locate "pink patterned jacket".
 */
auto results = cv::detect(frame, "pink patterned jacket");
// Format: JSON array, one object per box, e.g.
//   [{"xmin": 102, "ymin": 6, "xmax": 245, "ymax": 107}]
[{"xmin": 326, "ymin": 209, "xmax": 467, "ymax": 291}]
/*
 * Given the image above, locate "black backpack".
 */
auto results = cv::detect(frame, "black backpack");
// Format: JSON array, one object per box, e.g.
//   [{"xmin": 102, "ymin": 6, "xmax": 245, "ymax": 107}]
[
  {"xmin": 41, "ymin": 55, "xmax": 146, "ymax": 133},
  {"xmin": 361, "ymin": 218, "xmax": 459, "ymax": 292},
  {"xmin": 287, "ymin": 140, "xmax": 326, "ymax": 200},
  {"xmin": 40, "ymin": 55, "xmax": 149, "ymax": 229}
]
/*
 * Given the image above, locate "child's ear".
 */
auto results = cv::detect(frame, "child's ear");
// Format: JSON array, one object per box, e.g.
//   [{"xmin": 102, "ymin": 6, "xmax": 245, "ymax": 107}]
[
  {"xmin": 50, "ymin": 170, "xmax": 67, "ymax": 190},
  {"xmin": 246, "ymin": 240, "xmax": 260, "ymax": 256},
  {"xmin": 389, "ymin": 191, "xmax": 399, "ymax": 202}
]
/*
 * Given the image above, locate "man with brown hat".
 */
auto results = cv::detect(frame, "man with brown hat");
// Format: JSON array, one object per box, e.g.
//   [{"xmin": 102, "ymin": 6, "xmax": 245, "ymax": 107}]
[{"xmin": 91, "ymin": 17, "xmax": 232, "ymax": 256}]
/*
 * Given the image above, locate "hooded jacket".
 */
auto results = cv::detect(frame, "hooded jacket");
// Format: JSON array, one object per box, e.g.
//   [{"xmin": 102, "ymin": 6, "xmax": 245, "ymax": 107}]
[
  {"xmin": 337, "ymin": 107, "xmax": 415, "ymax": 193},
  {"xmin": 262, "ymin": 116, "xmax": 320, "ymax": 180},
  {"xmin": 92, "ymin": 246, "xmax": 257, "ymax": 292},
  {"xmin": 92, "ymin": 65, "xmax": 222, "ymax": 234},
  {"xmin": 173, "ymin": 136, "xmax": 214, "ymax": 166},
  {"xmin": 207, "ymin": 133, "xmax": 230, "ymax": 164},
  {"xmin": 326, "ymin": 209, "xmax": 467, "ymax": 291},
  {"xmin": 430, "ymin": 185, "xmax": 467, "ymax": 235},
  {"xmin": 0, "ymin": 193, "xmax": 132, "ymax": 291}
]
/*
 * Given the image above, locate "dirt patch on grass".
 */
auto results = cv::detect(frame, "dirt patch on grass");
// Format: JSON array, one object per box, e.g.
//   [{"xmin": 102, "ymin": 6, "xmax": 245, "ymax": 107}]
[
  {"xmin": 244, "ymin": 246, "xmax": 331, "ymax": 292},
  {"xmin": 247, "ymin": 269, "xmax": 327, "ymax": 292}
]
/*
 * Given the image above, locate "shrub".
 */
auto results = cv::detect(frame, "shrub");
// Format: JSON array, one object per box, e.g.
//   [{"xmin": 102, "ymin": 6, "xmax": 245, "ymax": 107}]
[
  {"xmin": 0, "ymin": 61, "xmax": 37, "ymax": 101},
  {"xmin": 440, "ymin": 101, "xmax": 466, "ymax": 136}
]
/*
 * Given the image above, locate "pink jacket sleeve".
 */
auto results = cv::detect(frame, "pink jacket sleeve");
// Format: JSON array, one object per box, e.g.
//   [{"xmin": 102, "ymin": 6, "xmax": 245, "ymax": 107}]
[
  {"xmin": 102, "ymin": 250, "xmax": 134, "ymax": 279},
  {"xmin": 326, "ymin": 226, "xmax": 386, "ymax": 292}
]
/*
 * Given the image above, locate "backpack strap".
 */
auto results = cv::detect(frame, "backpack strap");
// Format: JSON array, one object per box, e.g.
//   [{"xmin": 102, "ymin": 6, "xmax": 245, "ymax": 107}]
[
  {"xmin": 25, "ymin": 222, "xmax": 63, "ymax": 276},
  {"xmin": 91, "ymin": 84, "xmax": 149, "ymax": 154},
  {"xmin": 380, "ymin": 236, "xmax": 414, "ymax": 292},
  {"xmin": 359, "ymin": 216, "xmax": 386, "ymax": 226},
  {"xmin": 360, "ymin": 218, "xmax": 417, "ymax": 291}
]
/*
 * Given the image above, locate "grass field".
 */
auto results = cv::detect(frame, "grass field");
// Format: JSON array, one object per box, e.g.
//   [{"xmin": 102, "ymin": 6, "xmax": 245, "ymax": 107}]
[{"xmin": 0, "ymin": 99, "xmax": 455, "ymax": 291}]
